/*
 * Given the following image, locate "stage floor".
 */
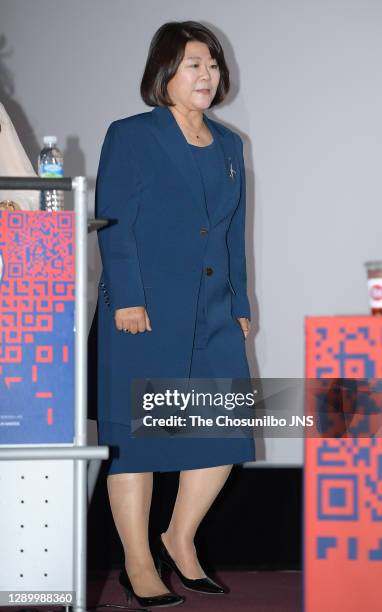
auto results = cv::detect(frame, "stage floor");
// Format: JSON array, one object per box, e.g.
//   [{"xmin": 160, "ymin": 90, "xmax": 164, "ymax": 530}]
[{"xmin": 86, "ymin": 569, "xmax": 302, "ymax": 611}]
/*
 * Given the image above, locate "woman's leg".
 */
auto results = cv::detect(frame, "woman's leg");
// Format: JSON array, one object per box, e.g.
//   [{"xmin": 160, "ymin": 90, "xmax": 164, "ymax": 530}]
[
  {"xmin": 107, "ymin": 472, "xmax": 170, "ymax": 596},
  {"xmin": 161, "ymin": 464, "xmax": 233, "ymax": 578}
]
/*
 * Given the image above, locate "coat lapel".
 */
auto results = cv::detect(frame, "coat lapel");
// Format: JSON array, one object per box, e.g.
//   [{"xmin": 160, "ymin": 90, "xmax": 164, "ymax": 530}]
[
  {"xmin": 150, "ymin": 105, "xmax": 240, "ymax": 227},
  {"xmin": 204, "ymin": 113, "xmax": 242, "ymax": 225}
]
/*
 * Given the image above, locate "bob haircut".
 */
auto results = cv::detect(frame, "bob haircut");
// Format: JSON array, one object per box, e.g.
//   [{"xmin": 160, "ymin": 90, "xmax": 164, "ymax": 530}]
[{"xmin": 140, "ymin": 21, "xmax": 230, "ymax": 108}]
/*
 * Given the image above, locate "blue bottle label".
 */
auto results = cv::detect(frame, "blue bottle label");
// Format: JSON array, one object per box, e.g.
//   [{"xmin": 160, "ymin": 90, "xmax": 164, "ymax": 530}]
[{"xmin": 39, "ymin": 163, "xmax": 64, "ymax": 178}]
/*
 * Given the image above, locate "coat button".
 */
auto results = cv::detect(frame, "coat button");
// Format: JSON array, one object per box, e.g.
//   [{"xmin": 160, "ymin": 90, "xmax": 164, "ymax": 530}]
[
  {"xmin": 206, "ymin": 267, "xmax": 213, "ymax": 276},
  {"xmin": 200, "ymin": 227, "xmax": 209, "ymax": 235}
]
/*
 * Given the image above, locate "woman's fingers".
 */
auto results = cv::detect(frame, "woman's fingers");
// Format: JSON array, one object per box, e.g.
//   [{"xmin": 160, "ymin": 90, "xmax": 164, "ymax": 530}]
[
  {"xmin": 129, "ymin": 321, "xmax": 139, "ymax": 334},
  {"xmin": 237, "ymin": 317, "xmax": 250, "ymax": 339},
  {"xmin": 114, "ymin": 306, "xmax": 152, "ymax": 334},
  {"xmin": 137, "ymin": 317, "xmax": 147, "ymax": 333},
  {"xmin": 145, "ymin": 311, "xmax": 152, "ymax": 331}
]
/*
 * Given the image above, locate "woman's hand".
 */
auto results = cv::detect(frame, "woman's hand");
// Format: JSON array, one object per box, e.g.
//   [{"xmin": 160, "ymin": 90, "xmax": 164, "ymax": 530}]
[
  {"xmin": 115, "ymin": 306, "xmax": 152, "ymax": 334},
  {"xmin": 0, "ymin": 200, "xmax": 21, "ymax": 211},
  {"xmin": 237, "ymin": 317, "xmax": 250, "ymax": 339}
]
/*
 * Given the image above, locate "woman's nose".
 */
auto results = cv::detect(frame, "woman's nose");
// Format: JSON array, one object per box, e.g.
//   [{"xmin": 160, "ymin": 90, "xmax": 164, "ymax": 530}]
[{"xmin": 199, "ymin": 64, "xmax": 212, "ymax": 78}]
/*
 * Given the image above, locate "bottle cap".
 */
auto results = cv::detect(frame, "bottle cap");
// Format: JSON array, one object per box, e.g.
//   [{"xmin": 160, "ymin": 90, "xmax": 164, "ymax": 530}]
[
  {"xmin": 365, "ymin": 261, "xmax": 382, "ymax": 271},
  {"xmin": 43, "ymin": 136, "xmax": 57, "ymax": 146}
]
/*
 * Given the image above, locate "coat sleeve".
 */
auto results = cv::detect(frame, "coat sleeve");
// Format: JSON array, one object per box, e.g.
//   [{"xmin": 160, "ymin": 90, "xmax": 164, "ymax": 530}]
[
  {"xmin": 226, "ymin": 133, "xmax": 251, "ymax": 321},
  {"xmin": 95, "ymin": 121, "xmax": 146, "ymax": 311}
]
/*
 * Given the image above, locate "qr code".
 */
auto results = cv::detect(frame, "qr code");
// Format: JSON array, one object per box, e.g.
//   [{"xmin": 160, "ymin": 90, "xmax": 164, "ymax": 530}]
[
  {"xmin": 0, "ymin": 211, "xmax": 75, "ymax": 443},
  {"xmin": 315, "ymin": 438, "xmax": 382, "ymax": 560}
]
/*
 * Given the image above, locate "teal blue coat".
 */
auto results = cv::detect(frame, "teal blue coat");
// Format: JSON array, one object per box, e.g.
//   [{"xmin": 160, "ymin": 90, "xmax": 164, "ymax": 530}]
[{"xmin": 95, "ymin": 105, "xmax": 252, "ymax": 443}]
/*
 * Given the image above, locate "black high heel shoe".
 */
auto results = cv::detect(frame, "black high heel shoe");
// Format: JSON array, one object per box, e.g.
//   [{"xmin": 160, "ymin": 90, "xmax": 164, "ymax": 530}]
[
  {"xmin": 118, "ymin": 566, "xmax": 185, "ymax": 608},
  {"xmin": 155, "ymin": 534, "xmax": 229, "ymax": 595}
]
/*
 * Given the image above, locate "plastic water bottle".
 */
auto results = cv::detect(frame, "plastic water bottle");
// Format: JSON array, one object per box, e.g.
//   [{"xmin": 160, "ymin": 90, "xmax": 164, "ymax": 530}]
[{"xmin": 38, "ymin": 136, "xmax": 64, "ymax": 211}]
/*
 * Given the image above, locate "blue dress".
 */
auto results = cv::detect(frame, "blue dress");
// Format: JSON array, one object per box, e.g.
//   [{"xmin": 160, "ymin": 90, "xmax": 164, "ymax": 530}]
[{"xmin": 98, "ymin": 135, "xmax": 256, "ymax": 474}]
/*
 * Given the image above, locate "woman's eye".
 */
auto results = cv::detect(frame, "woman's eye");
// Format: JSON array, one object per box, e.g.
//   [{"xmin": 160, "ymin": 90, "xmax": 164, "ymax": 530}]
[{"xmin": 191, "ymin": 64, "xmax": 219, "ymax": 69}]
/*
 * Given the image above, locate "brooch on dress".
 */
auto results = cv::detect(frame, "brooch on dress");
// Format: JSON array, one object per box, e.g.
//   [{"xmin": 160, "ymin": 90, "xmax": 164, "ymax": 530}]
[{"xmin": 227, "ymin": 157, "xmax": 237, "ymax": 181}]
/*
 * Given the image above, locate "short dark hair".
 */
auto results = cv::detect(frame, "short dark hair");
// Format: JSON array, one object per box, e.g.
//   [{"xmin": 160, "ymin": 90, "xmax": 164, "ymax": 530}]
[{"xmin": 140, "ymin": 21, "xmax": 230, "ymax": 108}]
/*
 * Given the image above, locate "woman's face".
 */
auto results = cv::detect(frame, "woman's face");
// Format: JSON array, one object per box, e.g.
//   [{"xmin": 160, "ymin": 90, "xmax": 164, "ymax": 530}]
[{"xmin": 167, "ymin": 40, "xmax": 221, "ymax": 112}]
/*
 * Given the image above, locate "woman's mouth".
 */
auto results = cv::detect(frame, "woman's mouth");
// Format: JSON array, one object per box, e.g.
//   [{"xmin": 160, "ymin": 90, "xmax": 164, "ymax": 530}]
[{"xmin": 195, "ymin": 89, "xmax": 210, "ymax": 94}]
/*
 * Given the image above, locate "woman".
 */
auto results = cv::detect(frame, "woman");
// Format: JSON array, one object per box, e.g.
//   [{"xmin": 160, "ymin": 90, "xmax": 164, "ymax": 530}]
[
  {"xmin": 0, "ymin": 101, "xmax": 39, "ymax": 211},
  {"xmin": 95, "ymin": 20, "xmax": 255, "ymax": 608}
]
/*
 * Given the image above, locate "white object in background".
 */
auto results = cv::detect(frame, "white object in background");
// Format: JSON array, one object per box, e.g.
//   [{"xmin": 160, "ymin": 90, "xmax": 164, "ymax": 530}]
[
  {"xmin": 0, "ymin": 102, "xmax": 39, "ymax": 210},
  {"xmin": 367, "ymin": 278, "xmax": 382, "ymax": 309}
]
